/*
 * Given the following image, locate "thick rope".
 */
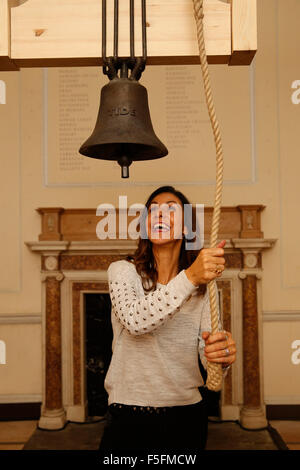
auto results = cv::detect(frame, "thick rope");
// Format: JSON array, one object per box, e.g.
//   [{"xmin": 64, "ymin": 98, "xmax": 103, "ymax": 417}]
[{"xmin": 192, "ymin": 0, "xmax": 224, "ymax": 391}]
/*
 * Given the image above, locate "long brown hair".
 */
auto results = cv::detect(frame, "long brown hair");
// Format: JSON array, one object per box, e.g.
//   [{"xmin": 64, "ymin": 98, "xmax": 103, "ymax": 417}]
[{"xmin": 126, "ymin": 186, "xmax": 205, "ymax": 293}]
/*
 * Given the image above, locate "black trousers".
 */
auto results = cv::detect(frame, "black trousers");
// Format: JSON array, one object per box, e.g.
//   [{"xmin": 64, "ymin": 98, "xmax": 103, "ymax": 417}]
[{"xmin": 98, "ymin": 400, "xmax": 208, "ymax": 452}]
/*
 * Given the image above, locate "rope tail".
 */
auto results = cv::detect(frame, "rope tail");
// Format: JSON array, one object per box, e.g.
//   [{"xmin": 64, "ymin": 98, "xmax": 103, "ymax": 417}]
[{"xmin": 192, "ymin": 0, "xmax": 224, "ymax": 391}]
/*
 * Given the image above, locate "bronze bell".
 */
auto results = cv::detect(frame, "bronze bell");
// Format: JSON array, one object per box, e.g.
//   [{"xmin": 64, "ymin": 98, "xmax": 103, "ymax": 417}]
[{"xmin": 79, "ymin": 77, "xmax": 168, "ymax": 178}]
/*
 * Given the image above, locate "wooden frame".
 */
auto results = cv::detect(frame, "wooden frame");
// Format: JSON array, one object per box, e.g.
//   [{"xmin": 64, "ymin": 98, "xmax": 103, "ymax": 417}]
[
  {"xmin": 0, "ymin": 0, "xmax": 257, "ymax": 70},
  {"xmin": 229, "ymin": 0, "xmax": 257, "ymax": 65},
  {"xmin": 0, "ymin": 0, "xmax": 18, "ymax": 70}
]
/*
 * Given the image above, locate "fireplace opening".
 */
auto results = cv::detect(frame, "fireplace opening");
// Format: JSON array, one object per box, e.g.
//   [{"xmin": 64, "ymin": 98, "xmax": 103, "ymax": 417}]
[{"xmin": 84, "ymin": 293, "xmax": 113, "ymax": 417}]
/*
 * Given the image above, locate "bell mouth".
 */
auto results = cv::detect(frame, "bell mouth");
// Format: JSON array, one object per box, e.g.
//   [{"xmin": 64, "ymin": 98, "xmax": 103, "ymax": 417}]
[{"xmin": 79, "ymin": 142, "xmax": 168, "ymax": 161}]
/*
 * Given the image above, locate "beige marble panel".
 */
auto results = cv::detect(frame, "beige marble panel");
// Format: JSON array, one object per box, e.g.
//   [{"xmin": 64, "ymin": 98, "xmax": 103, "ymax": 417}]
[
  {"xmin": 263, "ymin": 322, "xmax": 300, "ymax": 403},
  {"xmin": 0, "ymin": 71, "xmax": 20, "ymax": 292},
  {"xmin": 276, "ymin": 0, "xmax": 300, "ymax": 289},
  {"xmin": 0, "ymin": 324, "xmax": 42, "ymax": 395}
]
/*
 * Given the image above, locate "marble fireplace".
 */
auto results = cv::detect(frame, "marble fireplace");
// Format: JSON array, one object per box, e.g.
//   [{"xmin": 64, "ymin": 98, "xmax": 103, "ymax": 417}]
[{"xmin": 26, "ymin": 205, "xmax": 276, "ymax": 430}]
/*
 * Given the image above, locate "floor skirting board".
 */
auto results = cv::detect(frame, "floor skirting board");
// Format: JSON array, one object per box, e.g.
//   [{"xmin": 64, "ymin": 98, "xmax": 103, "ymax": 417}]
[
  {"xmin": 266, "ymin": 405, "xmax": 300, "ymax": 420},
  {"xmin": 0, "ymin": 403, "xmax": 41, "ymax": 421}
]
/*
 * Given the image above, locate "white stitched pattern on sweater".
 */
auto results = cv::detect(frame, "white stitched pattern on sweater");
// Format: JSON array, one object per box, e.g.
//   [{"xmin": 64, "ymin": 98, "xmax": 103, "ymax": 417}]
[{"xmin": 107, "ymin": 260, "xmax": 198, "ymax": 336}]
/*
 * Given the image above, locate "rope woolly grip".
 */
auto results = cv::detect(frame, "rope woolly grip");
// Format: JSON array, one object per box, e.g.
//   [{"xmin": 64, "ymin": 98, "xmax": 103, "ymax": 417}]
[{"xmin": 192, "ymin": 0, "xmax": 224, "ymax": 391}]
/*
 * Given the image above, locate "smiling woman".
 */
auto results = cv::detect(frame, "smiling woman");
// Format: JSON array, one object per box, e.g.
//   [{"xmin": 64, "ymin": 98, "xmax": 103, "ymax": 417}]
[
  {"xmin": 130, "ymin": 186, "xmax": 199, "ymax": 292},
  {"xmin": 98, "ymin": 185, "xmax": 236, "ymax": 453},
  {"xmin": 147, "ymin": 198, "xmax": 183, "ymax": 243}
]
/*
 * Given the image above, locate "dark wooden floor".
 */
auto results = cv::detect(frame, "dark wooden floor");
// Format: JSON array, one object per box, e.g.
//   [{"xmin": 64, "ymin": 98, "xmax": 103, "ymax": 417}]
[{"xmin": 21, "ymin": 419, "xmax": 282, "ymax": 451}]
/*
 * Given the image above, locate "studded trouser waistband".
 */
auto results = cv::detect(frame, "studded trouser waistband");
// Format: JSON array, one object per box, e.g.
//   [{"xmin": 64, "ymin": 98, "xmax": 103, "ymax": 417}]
[
  {"xmin": 109, "ymin": 401, "xmax": 203, "ymax": 416},
  {"xmin": 110, "ymin": 403, "xmax": 167, "ymax": 415}
]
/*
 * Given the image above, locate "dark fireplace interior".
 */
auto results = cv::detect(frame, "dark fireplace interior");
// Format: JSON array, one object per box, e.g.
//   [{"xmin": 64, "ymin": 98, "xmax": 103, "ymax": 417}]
[{"xmin": 85, "ymin": 293, "xmax": 113, "ymax": 417}]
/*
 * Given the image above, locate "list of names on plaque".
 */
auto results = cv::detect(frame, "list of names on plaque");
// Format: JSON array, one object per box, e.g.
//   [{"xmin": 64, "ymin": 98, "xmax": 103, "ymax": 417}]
[
  {"xmin": 58, "ymin": 68, "xmax": 100, "ymax": 173},
  {"xmin": 165, "ymin": 66, "xmax": 207, "ymax": 151}
]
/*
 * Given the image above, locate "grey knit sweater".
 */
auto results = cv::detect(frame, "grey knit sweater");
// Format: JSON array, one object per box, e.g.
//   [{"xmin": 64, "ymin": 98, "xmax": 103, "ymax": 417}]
[{"xmin": 104, "ymin": 259, "xmax": 221, "ymax": 407}]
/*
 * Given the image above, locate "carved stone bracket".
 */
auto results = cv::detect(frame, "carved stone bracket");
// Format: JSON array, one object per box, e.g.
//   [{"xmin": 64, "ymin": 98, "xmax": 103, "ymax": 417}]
[
  {"xmin": 237, "ymin": 205, "xmax": 265, "ymax": 239},
  {"xmin": 37, "ymin": 208, "xmax": 65, "ymax": 241},
  {"xmin": 232, "ymin": 238, "xmax": 277, "ymax": 272},
  {"xmin": 239, "ymin": 272, "xmax": 262, "ymax": 281}
]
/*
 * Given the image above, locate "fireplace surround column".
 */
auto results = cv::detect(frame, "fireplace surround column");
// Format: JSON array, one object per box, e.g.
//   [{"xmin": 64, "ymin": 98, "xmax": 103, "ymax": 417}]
[
  {"xmin": 238, "ymin": 271, "xmax": 268, "ymax": 429},
  {"xmin": 231, "ymin": 238, "xmax": 276, "ymax": 429},
  {"xmin": 38, "ymin": 246, "xmax": 69, "ymax": 430},
  {"xmin": 39, "ymin": 272, "xmax": 65, "ymax": 429}
]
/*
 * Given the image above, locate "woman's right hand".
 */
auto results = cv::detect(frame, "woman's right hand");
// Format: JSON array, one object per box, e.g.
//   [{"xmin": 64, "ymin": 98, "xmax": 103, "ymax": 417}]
[{"xmin": 185, "ymin": 240, "xmax": 226, "ymax": 286}]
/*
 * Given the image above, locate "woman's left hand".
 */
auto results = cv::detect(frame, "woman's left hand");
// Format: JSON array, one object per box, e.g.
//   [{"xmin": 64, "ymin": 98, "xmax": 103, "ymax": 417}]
[{"xmin": 202, "ymin": 330, "xmax": 236, "ymax": 367}]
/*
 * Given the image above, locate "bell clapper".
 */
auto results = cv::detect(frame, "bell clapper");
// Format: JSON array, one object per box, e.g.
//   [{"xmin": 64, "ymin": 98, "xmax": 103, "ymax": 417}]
[{"xmin": 118, "ymin": 155, "xmax": 132, "ymax": 178}]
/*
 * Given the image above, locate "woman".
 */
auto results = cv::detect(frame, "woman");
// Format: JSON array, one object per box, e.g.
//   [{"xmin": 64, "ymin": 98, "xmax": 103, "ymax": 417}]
[{"xmin": 99, "ymin": 186, "xmax": 236, "ymax": 452}]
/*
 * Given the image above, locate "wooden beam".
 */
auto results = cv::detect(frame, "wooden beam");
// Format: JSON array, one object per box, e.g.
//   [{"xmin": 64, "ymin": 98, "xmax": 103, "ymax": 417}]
[
  {"xmin": 4, "ymin": 0, "xmax": 257, "ymax": 69},
  {"xmin": 0, "ymin": 1, "xmax": 19, "ymax": 70},
  {"xmin": 230, "ymin": 0, "xmax": 257, "ymax": 65},
  {"xmin": 10, "ymin": 0, "xmax": 231, "ymax": 67}
]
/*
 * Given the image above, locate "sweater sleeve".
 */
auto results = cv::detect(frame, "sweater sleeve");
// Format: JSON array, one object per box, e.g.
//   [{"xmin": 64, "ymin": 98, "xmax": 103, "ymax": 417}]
[
  {"xmin": 107, "ymin": 259, "xmax": 198, "ymax": 336},
  {"xmin": 198, "ymin": 281, "xmax": 223, "ymax": 370}
]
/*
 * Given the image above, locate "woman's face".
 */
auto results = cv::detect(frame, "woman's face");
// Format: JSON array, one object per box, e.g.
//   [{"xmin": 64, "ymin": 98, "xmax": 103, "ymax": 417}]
[{"xmin": 146, "ymin": 192, "xmax": 186, "ymax": 246}]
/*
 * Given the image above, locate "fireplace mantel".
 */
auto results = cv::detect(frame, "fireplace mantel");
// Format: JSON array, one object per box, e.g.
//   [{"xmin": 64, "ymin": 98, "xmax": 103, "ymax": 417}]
[{"xmin": 26, "ymin": 206, "xmax": 276, "ymax": 430}]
